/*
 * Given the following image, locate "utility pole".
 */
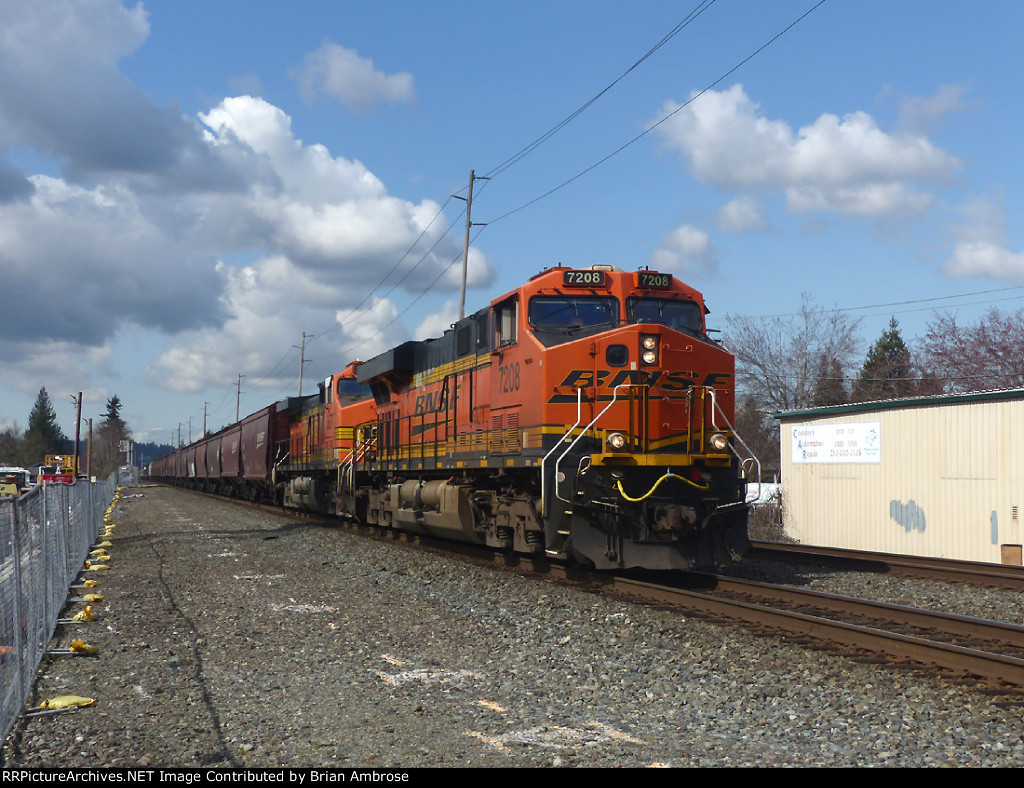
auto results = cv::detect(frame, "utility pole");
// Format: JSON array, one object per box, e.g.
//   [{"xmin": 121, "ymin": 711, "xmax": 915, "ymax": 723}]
[
  {"xmin": 296, "ymin": 332, "xmax": 312, "ymax": 397},
  {"xmin": 236, "ymin": 374, "xmax": 245, "ymax": 421},
  {"xmin": 203, "ymin": 402, "xmax": 208, "ymax": 438},
  {"xmin": 453, "ymin": 170, "xmax": 488, "ymax": 320},
  {"xmin": 71, "ymin": 392, "xmax": 82, "ymax": 476},
  {"xmin": 87, "ymin": 419, "xmax": 93, "ymax": 481}
]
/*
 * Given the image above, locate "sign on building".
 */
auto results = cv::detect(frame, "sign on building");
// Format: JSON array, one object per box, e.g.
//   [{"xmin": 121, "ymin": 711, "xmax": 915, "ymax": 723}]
[{"xmin": 790, "ymin": 421, "xmax": 881, "ymax": 464}]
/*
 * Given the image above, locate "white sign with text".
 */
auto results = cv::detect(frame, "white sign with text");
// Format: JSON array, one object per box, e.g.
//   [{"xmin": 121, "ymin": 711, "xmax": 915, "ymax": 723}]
[{"xmin": 790, "ymin": 421, "xmax": 881, "ymax": 464}]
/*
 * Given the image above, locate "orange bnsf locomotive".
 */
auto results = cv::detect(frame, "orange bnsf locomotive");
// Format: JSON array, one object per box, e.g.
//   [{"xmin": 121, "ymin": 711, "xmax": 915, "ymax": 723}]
[{"xmin": 152, "ymin": 265, "xmax": 755, "ymax": 570}]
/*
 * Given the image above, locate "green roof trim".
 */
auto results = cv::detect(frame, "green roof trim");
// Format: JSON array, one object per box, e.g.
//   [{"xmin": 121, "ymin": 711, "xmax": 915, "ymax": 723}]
[{"xmin": 775, "ymin": 388, "xmax": 1024, "ymax": 420}]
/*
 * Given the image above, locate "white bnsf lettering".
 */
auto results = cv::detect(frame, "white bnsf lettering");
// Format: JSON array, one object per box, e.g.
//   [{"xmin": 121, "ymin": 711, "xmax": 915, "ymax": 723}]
[{"xmin": 256, "ymin": 430, "xmax": 266, "ymax": 449}]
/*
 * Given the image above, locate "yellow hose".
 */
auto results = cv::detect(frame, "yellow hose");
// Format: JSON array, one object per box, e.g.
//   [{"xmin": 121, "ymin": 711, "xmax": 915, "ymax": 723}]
[{"xmin": 615, "ymin": 471, "xmax": 709, "ymax": 502}]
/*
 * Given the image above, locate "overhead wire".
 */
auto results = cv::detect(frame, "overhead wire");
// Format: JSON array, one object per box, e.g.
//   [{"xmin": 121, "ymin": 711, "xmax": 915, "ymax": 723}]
[
  {"xmin": 230, "ymin": 196, "xmax": 464, "ymax": 414},
  {"xmin": 482, "ymin": 0, "xmax": 719, "ymax": 180},
  {"xmin": 483, "ymin": 0, "xmax": 830, "ymax": 227},
  {"xmin": 310, "ymin": 195, "xmax": 461, "ymax": 342},
  {"xmin": 725, "ymin": 284, "xmax": 1024, "ymax": 321}
]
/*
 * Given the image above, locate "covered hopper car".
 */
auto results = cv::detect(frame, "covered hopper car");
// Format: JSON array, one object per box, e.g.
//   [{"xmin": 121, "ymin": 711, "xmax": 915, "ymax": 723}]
[{"xmin": 150, "ymin": 265, "xmax": 757, "ymax": 570}]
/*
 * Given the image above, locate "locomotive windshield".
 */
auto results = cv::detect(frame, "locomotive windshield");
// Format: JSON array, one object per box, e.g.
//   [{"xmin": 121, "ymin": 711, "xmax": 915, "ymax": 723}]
[
  {"xmin": 529, "ymin": 296, "xmax": 619, "ymax": 331},
  {"xmin": 626, "ymin": 297, "xmax": 702, "ymax": 333}
]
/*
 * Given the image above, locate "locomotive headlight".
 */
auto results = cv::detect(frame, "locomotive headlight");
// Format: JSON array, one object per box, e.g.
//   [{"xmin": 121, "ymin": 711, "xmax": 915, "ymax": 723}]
[
  {"xmin": 606, "ymin": 432, "xmax": 627, "ymax": 451},
  {"xmin": 708, "ymin": 433, "xmax": 729, "ymax": 452},
  {"xmin": 641, "ymin": 335, "xmax": 658, "ymax": 365}
]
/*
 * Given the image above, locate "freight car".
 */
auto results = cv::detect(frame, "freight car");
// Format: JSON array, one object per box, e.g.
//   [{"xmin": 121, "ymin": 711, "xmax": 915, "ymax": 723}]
[{"xmin": 151, "ymin": 265, "xmax": 757, "ymax": 570}]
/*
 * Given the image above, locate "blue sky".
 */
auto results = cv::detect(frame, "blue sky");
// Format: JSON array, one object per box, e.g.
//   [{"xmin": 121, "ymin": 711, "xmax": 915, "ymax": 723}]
[{"xmin": 2, "ymin": 0, "xmax": 1023, "ymax": 453}]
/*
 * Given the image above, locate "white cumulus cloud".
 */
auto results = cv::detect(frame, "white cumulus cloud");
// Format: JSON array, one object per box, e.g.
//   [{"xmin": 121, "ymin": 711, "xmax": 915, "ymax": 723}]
[
  {"xmin": 654, "ymin": 84, "xmax": 961, "ymax": 218},
  {"xmin": 0, "ymin": 0, "xmax": 489, "ymax": 402},
  {"xmin": 943, "ymin": 241, "xmax": 1024, "ymax": 281}
]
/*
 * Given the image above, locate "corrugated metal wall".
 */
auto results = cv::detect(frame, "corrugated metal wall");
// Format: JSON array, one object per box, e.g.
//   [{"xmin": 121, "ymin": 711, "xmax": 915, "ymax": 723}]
[{"xmin": 779, "ymin": 394, "xmax": 1024, "ymax": 564}]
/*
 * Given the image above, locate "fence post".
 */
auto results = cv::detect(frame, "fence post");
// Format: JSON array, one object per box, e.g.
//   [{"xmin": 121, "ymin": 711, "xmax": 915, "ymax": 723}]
[{"xmin": 9, "ymin": 497, "xmax": 26, "ymax": 725}]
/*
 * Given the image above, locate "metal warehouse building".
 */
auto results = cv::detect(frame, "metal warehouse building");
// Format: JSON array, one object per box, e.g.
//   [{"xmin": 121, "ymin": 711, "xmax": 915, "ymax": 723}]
[{"xmin": 776, "ymin": 389, "xmax": 1024, "ymax": 566}]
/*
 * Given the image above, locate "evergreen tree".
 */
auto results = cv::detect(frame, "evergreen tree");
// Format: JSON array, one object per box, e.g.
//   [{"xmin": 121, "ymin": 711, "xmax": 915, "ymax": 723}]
[
  {"xmin": 811, "ymin": 355, "xmax": 848, "ymax": 407},
  {"xmin": 22, "ymin": 388, "xmax": 68, "ymax": 463},
  {"xmin": 853, "ymin": 317, "xmax": 916, "ymax": 401},
  {"xmin": 102, "ymin": 395, "xmax": 127, "ymax": 435},
  {"xmin": 95, "ymin": 395, "xmax": 132, "ymax": 478}
]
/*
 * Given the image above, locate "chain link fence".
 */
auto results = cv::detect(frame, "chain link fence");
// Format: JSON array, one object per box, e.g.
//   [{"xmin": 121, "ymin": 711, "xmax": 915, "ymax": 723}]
[{"xmin": 1, "ymin": 472, "xmax": 127, "ymax": 747}]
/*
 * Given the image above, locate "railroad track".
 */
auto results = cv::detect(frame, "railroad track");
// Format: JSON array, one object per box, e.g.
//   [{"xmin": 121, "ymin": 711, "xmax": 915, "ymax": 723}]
[
  {"xmin": 752, "ymin": 540, "xmax": 1024, "ymax": 591},
  {"xmin": 564, "ymin": 569, "xmax": 1024, "ymax": 690}
]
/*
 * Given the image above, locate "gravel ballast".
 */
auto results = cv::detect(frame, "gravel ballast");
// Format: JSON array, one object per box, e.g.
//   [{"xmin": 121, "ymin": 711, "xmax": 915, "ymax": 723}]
[{"xmin": 5, "ymin": 485, "xmax": 1024, "ymax": 768}]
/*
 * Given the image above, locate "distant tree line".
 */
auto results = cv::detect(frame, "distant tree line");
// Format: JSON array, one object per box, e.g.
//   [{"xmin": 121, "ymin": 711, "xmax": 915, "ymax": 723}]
[
  {"xmin": 724, "ymin": 299, "xmax": 1024, "ymax": 476},
  {"xmin": 136, "ymin": 441, "xmax": 176, "ymax": 468}
]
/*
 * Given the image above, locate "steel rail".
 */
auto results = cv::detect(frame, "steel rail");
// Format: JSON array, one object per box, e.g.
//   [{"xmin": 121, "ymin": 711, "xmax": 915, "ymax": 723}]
[
  {"xmin": 592, "ymin": 574, "xmax": 1024, "ymax": 688},
  {"xmin": 700, "ymin": 574, "xmax": 1024, "ymax": 648},
  {"xmin": 752, "ymin": 540, "xmax": 1024, "ymax": 591}
]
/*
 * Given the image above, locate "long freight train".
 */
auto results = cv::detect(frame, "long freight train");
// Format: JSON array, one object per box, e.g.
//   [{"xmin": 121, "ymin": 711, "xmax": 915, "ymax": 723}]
[{"xmin": 149, "ymin": 265, "xmax": 757, "ymax": 570}]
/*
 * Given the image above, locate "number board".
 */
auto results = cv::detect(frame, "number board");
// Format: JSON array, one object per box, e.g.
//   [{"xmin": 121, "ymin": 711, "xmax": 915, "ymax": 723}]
[
  {"xmin": 562, "ymin": 270, "xmax": 606, "ymax": 287},
  {"xmin": 636, "ymin": 271, "xmax": 673, "ymax": 289}
]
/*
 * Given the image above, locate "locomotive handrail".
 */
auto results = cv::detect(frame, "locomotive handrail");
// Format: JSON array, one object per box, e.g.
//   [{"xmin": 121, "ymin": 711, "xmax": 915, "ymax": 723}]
[
  {"xmin": 338, "ymin": 445, "xmax": 357, "ymax": 494},
  {"xmin": 685, "ymin": 385, "xmax": 717, "ymax": 451},
  {"xmin": 338, "ymin": 433, "xmax": 377, "ymax": 495},
  {"xmin": 540, "ymin": 388, "xmax": 583, "ymax": 518},
  {"xmin": 553, "ymin": 383, "xmax": 630, "ymax": 506},
  {"xmin": 711, "ymin": 398, "xmax": 762, "ymax": 502}
]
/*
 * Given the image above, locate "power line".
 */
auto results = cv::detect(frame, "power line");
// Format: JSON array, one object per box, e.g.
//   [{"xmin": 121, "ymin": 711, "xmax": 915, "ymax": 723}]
[
  {"xmin": 483, "ymin": 0, "xmax": 720, "ymax": 180},
  {"xmin": 726, "ymin": 285, "xmax": 1024, "ymax": 321},
  {"xmin": 483, "ymin": 0, "xmax": 830, "ymax": 227}
]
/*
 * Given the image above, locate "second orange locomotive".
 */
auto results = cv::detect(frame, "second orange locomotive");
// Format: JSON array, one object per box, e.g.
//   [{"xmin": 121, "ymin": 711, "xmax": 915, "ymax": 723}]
[{"xmin": 276, "ymin": 264, "xmax": 754, "ymax": 570}]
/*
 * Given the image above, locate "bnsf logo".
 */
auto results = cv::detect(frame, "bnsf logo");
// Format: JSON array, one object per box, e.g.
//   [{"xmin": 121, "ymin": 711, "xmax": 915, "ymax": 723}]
[
  {"xmin": 556, "ymin": 369, "xmax": 731, "ymax": 390},
  {"xmin": 413, "ymin": 390, "xmax": 448, "ymax": 415},
  {"xmin": 547, "ymin": 369, "xmax": 731, "ymax": 402}
]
